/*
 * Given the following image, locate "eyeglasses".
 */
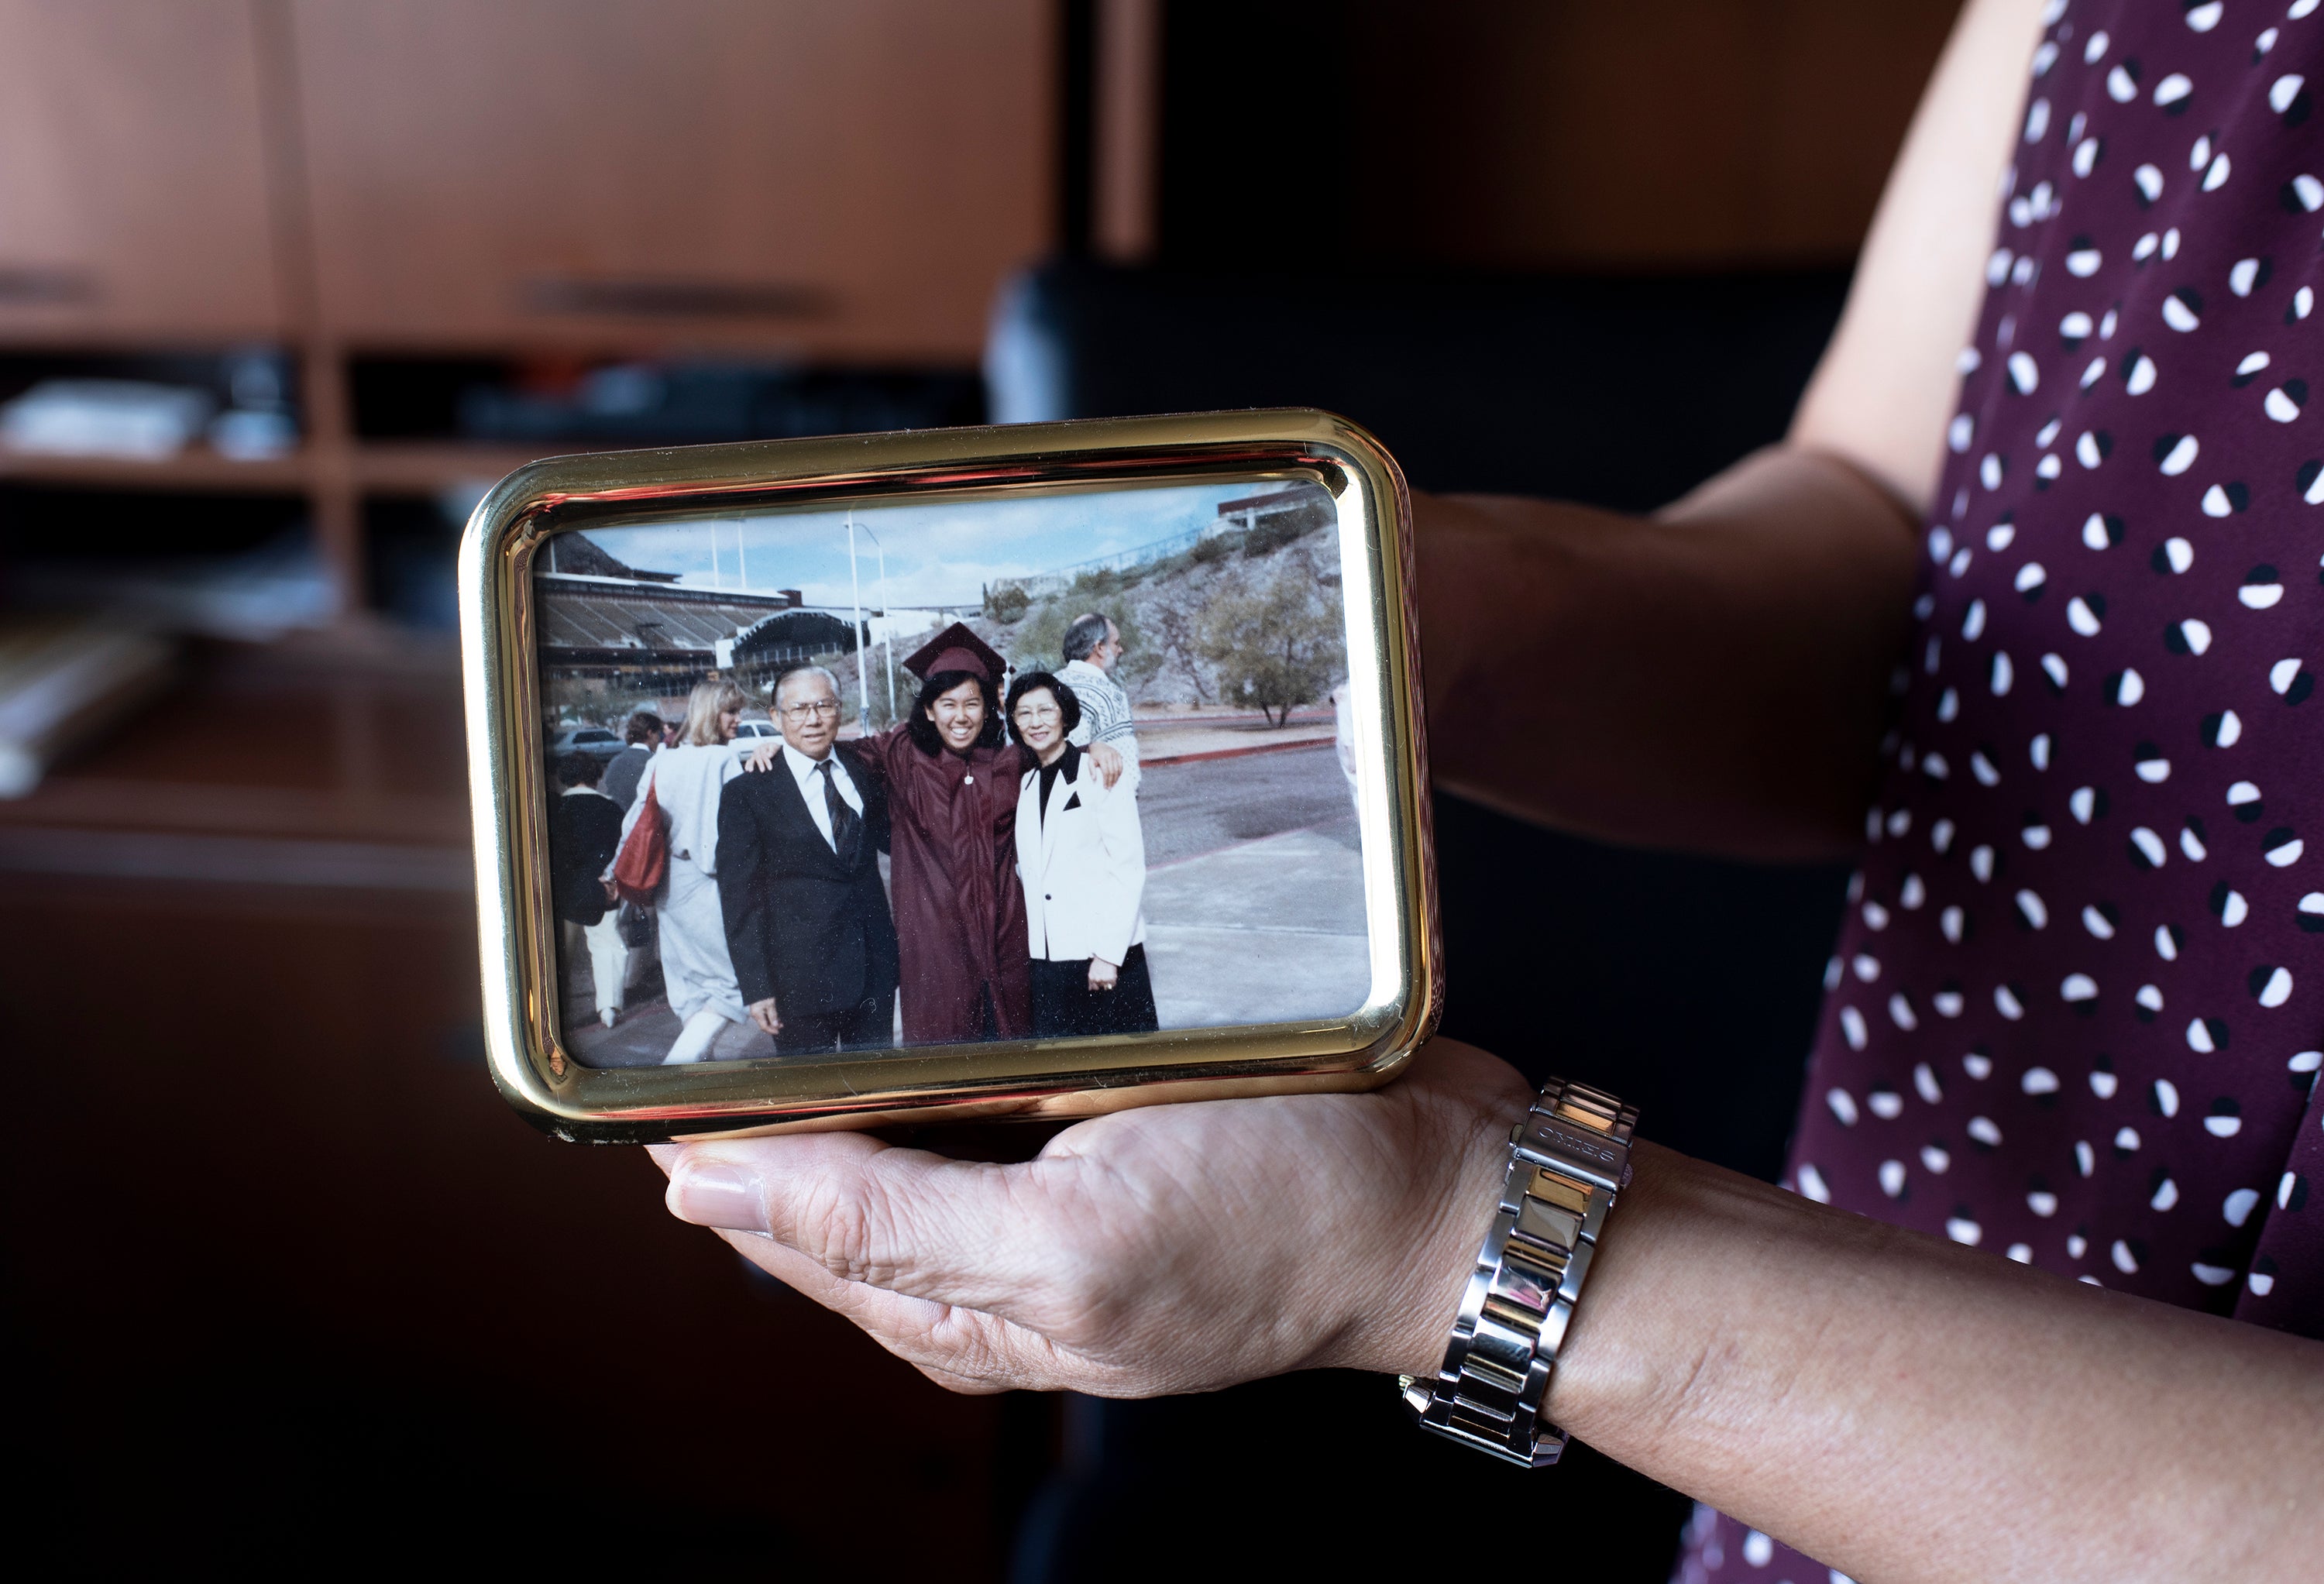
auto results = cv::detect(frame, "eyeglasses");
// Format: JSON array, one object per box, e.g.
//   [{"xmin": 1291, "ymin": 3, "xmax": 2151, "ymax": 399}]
[
  {"xmin": 1012, "ymin": 704, "xmax": 1061, "ymax": 723},
  {"xmin": 780, "ymin": 700, "xmax": 841, "ymax": 720}
]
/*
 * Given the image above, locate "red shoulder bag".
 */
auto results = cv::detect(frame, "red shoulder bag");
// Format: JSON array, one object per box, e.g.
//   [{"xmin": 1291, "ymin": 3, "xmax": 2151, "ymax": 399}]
[{"xmin": 610, "ymin": 781, "xmax": 669, "ymax": 903}]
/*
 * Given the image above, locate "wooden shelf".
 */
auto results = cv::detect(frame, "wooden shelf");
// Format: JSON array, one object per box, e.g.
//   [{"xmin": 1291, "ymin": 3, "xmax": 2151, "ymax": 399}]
[
  {"xmin": 0, "ymin": 0, "xmax": 1048, "ymax": 620},
  {"xmin": 0, "ymin": 438, "xmax": 612, "ymax": 497},
  {"xmin": 346, "ymin": 440, "xmax": 586, "ymax": 494},
  {"xmin": 0, "ymin": 445, "xmax": 312, "ymax": 492}
]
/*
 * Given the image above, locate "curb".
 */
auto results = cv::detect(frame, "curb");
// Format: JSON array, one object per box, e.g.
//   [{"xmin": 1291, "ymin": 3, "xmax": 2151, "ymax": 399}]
[{"xmin": 1143, "ymin": 737, "xmax": 1336, "ymax": 768}]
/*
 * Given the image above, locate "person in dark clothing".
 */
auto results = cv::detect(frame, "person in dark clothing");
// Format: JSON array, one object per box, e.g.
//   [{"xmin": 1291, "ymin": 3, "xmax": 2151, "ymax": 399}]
[
  {"xmin": 651, "ymin": 10, "xmax": 2324, "ymax": 1580},
  {"xmin": 548, "ymin": 751, "xmax": 628, "ymax": 1027},
  {"xmin": 715, "ymin": 667, "xmax": 899, "ymax": 1056},
  {"xmin": 601, "ymin": 712, "xmax": 662, "ymax": 813}
]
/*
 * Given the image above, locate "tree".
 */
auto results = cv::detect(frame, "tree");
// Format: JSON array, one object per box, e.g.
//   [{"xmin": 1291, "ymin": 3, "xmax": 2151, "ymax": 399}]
[
  {"xmin": 1143, "ymin": 586, "xmax": 1214, "ymax": 704},
  {"xmin": 1198, "ymin": 570, "xmax": 1344, "ymax": 727},
  {"xmin": 984, "ymin": 582, "xmax": 1031, "ymax": 623}
]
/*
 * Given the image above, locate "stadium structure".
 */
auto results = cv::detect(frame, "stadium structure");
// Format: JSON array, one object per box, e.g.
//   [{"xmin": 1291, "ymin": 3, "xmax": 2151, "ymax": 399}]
[{"xmin": 535, "ymin": 535, "xmax": 858, "ymax": 692}]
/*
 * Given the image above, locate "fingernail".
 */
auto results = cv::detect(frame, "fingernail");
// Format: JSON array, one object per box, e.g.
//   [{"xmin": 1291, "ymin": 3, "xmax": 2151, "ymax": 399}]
[{"xmin": 669, "ymin": 1159, "xmax": 770, "ymax": 1233}]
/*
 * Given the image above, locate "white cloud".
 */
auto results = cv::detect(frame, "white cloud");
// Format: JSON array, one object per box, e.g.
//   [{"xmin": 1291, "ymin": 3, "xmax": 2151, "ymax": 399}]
[{"xmin": 580, "ymin": 479, "xmax": 1283, "ymax": 612}]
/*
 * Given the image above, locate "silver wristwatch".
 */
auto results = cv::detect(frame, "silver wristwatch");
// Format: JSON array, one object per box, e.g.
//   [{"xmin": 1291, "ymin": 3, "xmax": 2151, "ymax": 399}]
[{"xmin": 1401, "ymin": 1076, "xmax": 1638, "ymax": 1468}]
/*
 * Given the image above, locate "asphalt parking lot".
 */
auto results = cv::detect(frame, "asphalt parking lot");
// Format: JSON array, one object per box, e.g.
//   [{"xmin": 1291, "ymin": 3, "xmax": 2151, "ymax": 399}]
[{"xmin": 565, "ymin": 742, "xmax": 1369, "ymax": 1065}]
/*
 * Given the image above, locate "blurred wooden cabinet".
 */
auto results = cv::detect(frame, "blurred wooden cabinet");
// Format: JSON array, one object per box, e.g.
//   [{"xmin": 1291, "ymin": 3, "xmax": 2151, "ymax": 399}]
[
  {"xmin": 0, "ymin": 0, "xmax": 287, "ymax": 342},
  {"xmin": 292, "ymin": 0, "xmax": 1050, "ymax": 359},
  {"xmin": 0, "ymin": 0, "xmax": 1053, "ymax": 611}
]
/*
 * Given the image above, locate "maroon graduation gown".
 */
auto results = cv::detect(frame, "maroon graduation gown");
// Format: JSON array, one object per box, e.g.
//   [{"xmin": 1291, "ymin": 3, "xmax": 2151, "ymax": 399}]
[{"xmin": 855, "ymin": 727, "xmax": 1033, "ymax": 1044}]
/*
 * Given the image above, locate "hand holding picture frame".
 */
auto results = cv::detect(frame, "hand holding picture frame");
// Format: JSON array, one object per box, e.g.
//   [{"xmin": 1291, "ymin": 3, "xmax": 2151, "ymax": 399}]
[{"xmin": 462, "ymin": 410, "xmax": 1437, "ymax": 1142}]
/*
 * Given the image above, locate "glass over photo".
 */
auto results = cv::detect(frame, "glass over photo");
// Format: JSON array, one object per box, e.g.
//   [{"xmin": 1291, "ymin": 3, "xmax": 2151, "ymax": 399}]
[{"xmin": 534, "ymin": 478, "xmax": 1372, "ymax": 1067}]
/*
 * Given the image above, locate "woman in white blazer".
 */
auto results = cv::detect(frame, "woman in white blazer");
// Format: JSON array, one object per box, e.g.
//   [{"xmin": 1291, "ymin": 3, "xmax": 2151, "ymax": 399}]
[{"xmin": 1006, "ymin": 672, "xmax": 1158, "ymax": 1037}]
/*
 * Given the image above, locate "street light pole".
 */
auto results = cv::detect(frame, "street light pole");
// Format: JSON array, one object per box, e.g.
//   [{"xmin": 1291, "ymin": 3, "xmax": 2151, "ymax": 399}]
[
  {"xmin": 853, "ymin": 521, "xmax": 896, "ymax": 724},
  {"xmin": 846, "ymin": 511, "xmax": 870, "ymax": 736},
  {"xmin": 880, "ymin": 537, "xmax": 895, "ymax": 722}
]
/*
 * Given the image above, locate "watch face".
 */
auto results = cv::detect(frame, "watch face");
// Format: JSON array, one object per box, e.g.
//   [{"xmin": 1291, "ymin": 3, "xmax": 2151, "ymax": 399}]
[{"xmin": 462, "ymin": 410, "xmax": 1440, "ymax": 1139}]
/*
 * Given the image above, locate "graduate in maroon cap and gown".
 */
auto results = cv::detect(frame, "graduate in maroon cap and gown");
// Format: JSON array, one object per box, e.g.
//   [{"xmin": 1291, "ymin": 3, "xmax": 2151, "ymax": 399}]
[{"xmin": 757, "ymin": 624, "xmax": 1119, "ymax": 1046}]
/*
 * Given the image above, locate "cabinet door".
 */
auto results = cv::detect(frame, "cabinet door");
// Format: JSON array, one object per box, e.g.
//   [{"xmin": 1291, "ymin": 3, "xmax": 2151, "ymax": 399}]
[
  {"xmin": 294, "ymin": 0, "xmax": 1052, "ymax": 361},
  {"xmin": 0, "ymin": 0, "xmax": 284, "ymax": 342}
]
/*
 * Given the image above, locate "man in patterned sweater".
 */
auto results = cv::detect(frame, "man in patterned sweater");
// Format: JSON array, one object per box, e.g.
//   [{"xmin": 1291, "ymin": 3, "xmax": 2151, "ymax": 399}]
[{"xmin": 1058, "ymin": 612, "xmax": 1139, "ymax": 782}]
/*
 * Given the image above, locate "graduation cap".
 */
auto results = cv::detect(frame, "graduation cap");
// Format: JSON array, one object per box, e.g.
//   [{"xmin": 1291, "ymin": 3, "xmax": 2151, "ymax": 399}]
[{"xmin": 903, "ymin": 621, "xmax": 1006, "ymax": 683}]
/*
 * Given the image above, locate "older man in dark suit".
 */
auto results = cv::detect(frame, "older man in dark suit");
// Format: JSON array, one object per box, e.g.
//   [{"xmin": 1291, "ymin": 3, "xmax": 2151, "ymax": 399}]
[{"xmin": 715, "ymin": 666, "xmax": 899, "ymax": 1054}]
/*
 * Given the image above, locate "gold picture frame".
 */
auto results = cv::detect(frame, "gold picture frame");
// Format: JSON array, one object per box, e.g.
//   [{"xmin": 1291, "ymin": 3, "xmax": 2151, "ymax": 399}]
[{"xmin": 459, "ymin": 408, "xmax": 1439, "ymax": 1141}]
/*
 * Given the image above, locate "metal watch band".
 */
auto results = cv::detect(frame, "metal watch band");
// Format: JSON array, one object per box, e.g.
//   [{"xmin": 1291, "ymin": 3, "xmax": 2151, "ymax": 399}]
[{"xmin": 1401, "ymin": 1076, "xmax": 1638, "ymax": 1469}]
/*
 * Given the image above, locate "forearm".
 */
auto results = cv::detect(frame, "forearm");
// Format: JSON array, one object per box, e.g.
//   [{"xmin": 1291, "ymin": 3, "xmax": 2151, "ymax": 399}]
[
  {"xmin": 1415, "ymin": 447, "xmax": 1922, "ymax": 860},
  {"xmin": 653, "ymin": 1037, "xmax": 2320, "ymax": 1576},
  {"xmin": 1404, "ymin": 0, "xmax": 2037, "ymax": 857},
  {"xmin": 1396, "ymin": 1142, "xmax": 2324, "ymax": 1582}
]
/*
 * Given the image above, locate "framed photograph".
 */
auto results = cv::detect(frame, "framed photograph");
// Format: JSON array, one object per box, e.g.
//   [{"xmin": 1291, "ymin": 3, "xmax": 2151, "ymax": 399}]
[{"xmin": 460, "ymin": 410, "xmax": 1437, "ymax": 1140}]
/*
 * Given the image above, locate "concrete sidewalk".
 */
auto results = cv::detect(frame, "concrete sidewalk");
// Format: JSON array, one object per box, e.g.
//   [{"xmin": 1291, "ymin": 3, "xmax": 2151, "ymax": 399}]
[{"xmin": 1141, "ymin": 817, "xmax": 1369, "ymax": 1031}]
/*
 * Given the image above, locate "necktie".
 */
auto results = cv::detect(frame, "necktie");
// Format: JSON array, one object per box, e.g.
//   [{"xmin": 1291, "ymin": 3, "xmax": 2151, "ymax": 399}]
[{"xmin": 816, "ymin": 758, "xmax": 862, "ymax": 866}]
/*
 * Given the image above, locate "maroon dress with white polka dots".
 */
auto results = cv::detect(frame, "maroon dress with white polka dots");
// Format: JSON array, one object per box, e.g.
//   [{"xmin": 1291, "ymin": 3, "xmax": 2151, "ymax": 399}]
[{"xmin": 1680, "ymin": 3, "xmax": 2322, "ymax": 1579}]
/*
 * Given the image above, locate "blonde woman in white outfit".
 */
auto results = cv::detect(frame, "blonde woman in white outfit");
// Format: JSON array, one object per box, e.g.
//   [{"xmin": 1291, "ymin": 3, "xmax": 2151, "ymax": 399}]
[
  {"xmin": 1006, "ymin": 672, "xmax": 1157, "ymax": 1038},
  {"xmin": 609, "ymin": 675, "xmax": 749, "ymax": 1064}
]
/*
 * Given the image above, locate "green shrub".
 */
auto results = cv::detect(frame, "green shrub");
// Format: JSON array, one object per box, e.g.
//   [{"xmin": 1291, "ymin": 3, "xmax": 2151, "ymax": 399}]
[
  {"xmin": 1241, "ymin": 514, "xmax": 1315, "ymax": 558},
  {"xmin": 1198, "ymin": 571, "xmax": 1343, "ymax": 726}
]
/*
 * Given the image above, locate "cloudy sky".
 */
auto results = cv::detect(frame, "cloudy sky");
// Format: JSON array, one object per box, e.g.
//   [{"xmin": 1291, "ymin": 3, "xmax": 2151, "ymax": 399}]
[{"xmin": 581, "ymin": 480, "xmax": 1267, "ymax": 642}]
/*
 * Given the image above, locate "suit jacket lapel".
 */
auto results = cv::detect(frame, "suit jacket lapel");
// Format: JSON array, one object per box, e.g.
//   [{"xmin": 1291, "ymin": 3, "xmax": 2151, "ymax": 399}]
[{"xmin": 1038, "ymin": 751, "xmax": 1076, "ymax": 870}]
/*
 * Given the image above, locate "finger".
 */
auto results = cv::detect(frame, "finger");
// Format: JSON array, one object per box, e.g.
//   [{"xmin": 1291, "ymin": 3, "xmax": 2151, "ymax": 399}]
[{"xmin": 665, "ymin": 1132, "xmax": 1090, "ymax": 1320}]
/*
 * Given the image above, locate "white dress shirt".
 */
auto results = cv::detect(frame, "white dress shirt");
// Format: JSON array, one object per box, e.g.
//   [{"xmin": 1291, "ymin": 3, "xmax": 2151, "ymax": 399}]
[{"xmin": 779, "ymin": 740, "xmax": 865, "ymax": 852}]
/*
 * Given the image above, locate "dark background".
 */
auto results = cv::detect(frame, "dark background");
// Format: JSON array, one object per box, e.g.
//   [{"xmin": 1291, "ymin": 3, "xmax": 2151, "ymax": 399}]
[{"xmin": 0, "ymin": 1, "xmax": 1962, "ymax": 1575}]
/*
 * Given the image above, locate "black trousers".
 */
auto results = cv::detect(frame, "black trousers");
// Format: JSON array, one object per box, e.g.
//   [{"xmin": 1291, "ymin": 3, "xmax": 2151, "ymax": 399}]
[
  {"xmin": 771, "ymin": 990, "xmax": 896, "ymax": 1056},
  {"xmin": 1029, "ymin": 945, "xmax": 1158, "ymax": 1039}
]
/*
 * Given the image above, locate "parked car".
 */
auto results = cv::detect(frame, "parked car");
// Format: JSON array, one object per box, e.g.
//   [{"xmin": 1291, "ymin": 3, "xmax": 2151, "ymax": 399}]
[
  {"xmin": 730, "ymin": 719, "xmax": 782, "ymax": 746},
  {"xmin": 545, "ymin": 726, "xmax": 625, "ymax": 761}
]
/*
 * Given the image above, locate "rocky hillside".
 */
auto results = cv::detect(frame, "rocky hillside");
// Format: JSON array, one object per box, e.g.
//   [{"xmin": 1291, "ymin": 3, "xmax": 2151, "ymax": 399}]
[
  {"xmin": 969, "ymin": 517, "xmax": 1346, "ymax": 710},
  {"xmin": 564, "ymin": 517, "xmax": 1354, "ymax": 734}
]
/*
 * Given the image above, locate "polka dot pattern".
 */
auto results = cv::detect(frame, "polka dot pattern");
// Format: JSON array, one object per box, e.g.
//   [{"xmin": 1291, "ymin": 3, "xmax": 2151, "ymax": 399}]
[{"xmin": 1687, "ymin": 5, "xmax": 2322, "ymax": 1578}]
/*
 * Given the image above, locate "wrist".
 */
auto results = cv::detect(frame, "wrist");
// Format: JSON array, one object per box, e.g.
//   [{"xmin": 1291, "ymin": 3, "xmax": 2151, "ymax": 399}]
[
  {"xmin": 1388, "ymin": 1113, "xmax": 1523, "ymax": 1380},
  {"xmin": 1532, "ymin": 1141, "xmax": 1827, "ymax": 1467},
  {"xmin": 1394, "ymin": 1074, "xmax": 1645, "ymax": 1465},
  {"xmin": 1531, "ymin": 1138, "xmax": 1676, "ymax": 1435},
  {"xmin": 1326, "ymin": 1066, "xmax": 1537, "ymax": 1379}
]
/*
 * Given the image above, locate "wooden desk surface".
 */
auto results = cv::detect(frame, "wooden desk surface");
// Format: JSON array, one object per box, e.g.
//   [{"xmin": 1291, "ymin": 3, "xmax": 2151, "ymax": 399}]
[
  {"xmin": 1, "ymin": 634, "xmax": 1033, "ymax": 1570},
  {"xmin": 0, "ymin": 632, "xmax": 473, "ymax": 884}
]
